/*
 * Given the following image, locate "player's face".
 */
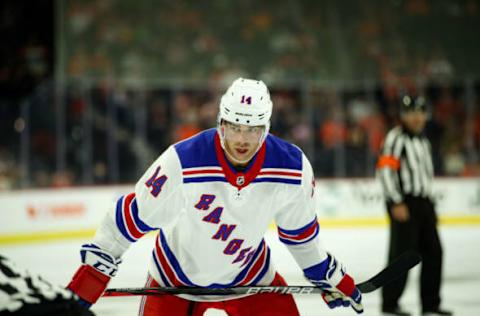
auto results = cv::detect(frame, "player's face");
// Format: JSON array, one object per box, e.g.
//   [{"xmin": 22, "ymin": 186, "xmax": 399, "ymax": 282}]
[
  {"xmin": 402, "ymin": 110, "xmax": 427, "ymax": 134},
  {"xmin": 222, "ymin": 121, "xmax": 265, "ymax": 165}
]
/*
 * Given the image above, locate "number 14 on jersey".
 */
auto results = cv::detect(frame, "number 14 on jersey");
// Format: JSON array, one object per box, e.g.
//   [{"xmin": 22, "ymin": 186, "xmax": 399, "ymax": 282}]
[{"xmin": 145, "ymin": 166, "xmax": 168, "ymax": 197}]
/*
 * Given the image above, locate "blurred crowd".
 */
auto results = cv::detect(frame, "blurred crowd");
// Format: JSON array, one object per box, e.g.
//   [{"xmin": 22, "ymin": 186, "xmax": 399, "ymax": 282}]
[
  {"xmin": 0, "ymin": 0, "xmax": 479, "ymax": 190},
  {"xmin": 0, "ymin": 79, "xmax": 478, "ymax": 190},
  {"xmin": 0, "ymin": 1, "xmax": 53, "ymax": 190},
  {"xmin": 63, "ymin": 0, "xmax": 479, "ymax": 82}
]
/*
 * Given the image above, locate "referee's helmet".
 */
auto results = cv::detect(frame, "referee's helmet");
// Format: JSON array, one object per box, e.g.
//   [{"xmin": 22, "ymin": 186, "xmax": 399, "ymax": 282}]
[{"xmin": 400, "ymin": 95, "xmax": 427, "ymax": 113}]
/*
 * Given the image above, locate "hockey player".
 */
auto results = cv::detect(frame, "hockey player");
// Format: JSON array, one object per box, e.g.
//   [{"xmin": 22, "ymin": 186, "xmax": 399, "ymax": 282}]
[{"xmin": 67, "ymin": 78, "xmax": 363, "ymax": 315}]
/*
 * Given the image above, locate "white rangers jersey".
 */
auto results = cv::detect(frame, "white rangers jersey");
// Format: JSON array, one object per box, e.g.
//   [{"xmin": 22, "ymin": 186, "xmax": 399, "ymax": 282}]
[{"xmin": 93, "ymin": 128, "xmax": 327, "ymax": 301}]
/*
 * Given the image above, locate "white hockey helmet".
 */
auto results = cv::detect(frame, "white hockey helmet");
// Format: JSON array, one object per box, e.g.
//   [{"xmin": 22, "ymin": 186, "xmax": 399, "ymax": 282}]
[{"xmin": 217, "ymin": 78, "xmax": 273, "ymax": 127}]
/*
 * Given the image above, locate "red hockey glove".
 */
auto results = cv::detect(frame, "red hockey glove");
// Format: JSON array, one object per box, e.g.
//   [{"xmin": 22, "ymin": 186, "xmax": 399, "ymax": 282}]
[{"xmin": 67, "ymin": 244, "xmax": 121, "ymax": 306}]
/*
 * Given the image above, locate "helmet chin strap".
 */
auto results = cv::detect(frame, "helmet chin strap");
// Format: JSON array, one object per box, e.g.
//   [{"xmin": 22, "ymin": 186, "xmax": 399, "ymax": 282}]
[{"xmin": 217, "ymin": 123, "xmax": 269, "ymax": 166}]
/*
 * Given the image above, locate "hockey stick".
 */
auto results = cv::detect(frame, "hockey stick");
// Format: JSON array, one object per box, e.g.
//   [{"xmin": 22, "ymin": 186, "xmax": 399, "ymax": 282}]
[{"xmin": 103, "ymin": 251, "xmax": 420, "ymax": 297}]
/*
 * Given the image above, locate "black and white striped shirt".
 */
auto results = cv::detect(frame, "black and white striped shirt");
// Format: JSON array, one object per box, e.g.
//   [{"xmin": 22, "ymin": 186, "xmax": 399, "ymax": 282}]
[
  {"xmin": 0, "ymin": 255, "xmax": 93, "ymax": 315},
  {"xmin": 376, "ymin": 126, "xmax": 434, "ymax": 204}
]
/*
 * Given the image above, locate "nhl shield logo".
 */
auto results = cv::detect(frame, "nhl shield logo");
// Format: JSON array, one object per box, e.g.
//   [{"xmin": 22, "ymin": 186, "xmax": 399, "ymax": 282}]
[{"xmin": 236, "ymin": 175, "xmax": 245, "ymax": 186}]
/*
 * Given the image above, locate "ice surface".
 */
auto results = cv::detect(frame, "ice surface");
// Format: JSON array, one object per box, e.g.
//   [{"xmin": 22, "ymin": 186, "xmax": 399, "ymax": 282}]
[{"xmin": 2, "ymin": 226, "xmax": 479, "ymax": 316}]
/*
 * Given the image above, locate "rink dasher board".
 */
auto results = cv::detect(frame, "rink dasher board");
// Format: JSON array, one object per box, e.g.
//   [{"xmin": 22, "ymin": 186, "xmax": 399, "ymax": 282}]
[{"xmin": 0, "ymin": 178, "xmax": 479, "ymax": 245}]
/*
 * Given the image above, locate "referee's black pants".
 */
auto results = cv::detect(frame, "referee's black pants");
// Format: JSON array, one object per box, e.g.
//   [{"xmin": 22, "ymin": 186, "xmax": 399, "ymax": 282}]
[{"xmin": 382, "ymin": 196, "xmax": 443, "ymax": 312}]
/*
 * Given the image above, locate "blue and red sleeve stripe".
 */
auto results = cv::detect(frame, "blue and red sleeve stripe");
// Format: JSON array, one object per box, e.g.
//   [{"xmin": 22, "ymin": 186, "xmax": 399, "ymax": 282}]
[
  {"xmin": 115, "ymin": 193, "xmax": 156, "ymax": 242},
  {"xmin": 277, "ymin": 217, "xmax": 320, "ymax": 245}
]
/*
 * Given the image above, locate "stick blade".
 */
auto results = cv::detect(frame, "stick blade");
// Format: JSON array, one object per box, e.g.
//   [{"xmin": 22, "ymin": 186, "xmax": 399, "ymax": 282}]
[{"xmin": 357, "ymin": 251, "xmax": 421, "ymax": 293}]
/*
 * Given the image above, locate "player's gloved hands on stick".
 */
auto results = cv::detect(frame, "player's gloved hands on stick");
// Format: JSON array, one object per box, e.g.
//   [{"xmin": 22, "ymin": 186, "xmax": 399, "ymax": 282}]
[
  {"xmin": 304, "ymin": 253, "xmax": 363, "ymax": 314},
  {"xmin": 67, "ymin": 244, "xmax": 121, "ymax": 308}
]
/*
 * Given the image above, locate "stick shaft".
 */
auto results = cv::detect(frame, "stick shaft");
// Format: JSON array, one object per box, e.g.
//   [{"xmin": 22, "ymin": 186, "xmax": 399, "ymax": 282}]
[
  {"xmin": 104, "ymin": 286, "xmax": 325, "ymax": 297},
  {"xmin": 103, "ymin": 251, "xmax": 421, "ymax": 297}
]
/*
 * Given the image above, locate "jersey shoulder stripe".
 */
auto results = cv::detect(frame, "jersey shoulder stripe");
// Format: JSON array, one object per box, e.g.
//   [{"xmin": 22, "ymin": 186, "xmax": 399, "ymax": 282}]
[
  {"xmin": 173, "ymin": 129, "xmax": 303, "ymax": 185},
  {"xmin": 174, "ymin": 129, "xmax": 226, "ymax": 184},
  {"xmin": 252, "ymin": 177, "xmax": 300, "ymax": 185},
  {"xmin": 255, "ymin": 135, "xmax": 303, "ymax": 185},
  {"xmin": 182, "ymin": 166, "xmax": 227, "ymax": 183},
  {"xmin": 181, "ymin": 169, "xmax": 303, "ymax": 185}
]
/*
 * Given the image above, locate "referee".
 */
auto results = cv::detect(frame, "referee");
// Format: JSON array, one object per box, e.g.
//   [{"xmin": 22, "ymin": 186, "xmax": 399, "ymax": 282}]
[{"xmin": 376, "ymin": 95, "xmax": 452, "ymax": 316}]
